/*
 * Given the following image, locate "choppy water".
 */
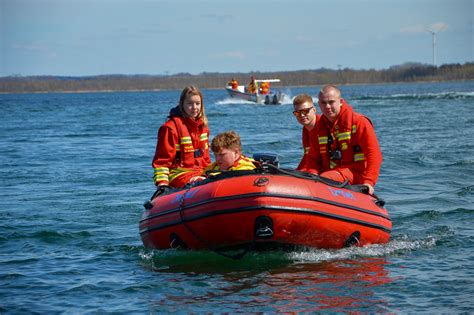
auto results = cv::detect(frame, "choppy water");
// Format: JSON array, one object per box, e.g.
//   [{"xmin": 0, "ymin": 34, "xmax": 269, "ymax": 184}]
[{"xmin": 1, "ymin": 81, "xmax": 473, "ymax": 313}]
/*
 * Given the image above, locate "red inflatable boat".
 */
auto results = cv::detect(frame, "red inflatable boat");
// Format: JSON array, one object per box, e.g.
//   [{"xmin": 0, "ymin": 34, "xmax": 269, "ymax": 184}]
[{"xmin": 139, "ymin": 162, "xmax": 391, "ymax": 253}]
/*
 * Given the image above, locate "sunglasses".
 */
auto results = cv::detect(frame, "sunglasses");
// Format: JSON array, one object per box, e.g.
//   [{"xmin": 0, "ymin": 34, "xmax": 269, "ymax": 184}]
[{"xmin": 293, "ymin": 107, "xmax": 314, "ymax": 117}]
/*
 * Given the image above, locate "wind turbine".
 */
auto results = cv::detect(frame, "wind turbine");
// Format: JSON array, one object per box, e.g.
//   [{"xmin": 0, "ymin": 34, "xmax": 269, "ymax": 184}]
[
  {"xmin": 427, "ymin": 29, "xmax": 438, "ymax": 66},
  {"xmin": 426, "ymin": 23, "xmax": 447, "ymax": 66}
]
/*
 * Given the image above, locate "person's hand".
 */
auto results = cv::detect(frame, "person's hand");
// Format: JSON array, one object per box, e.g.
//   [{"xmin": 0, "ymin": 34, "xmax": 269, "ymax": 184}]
[
  {"xmin": 150, "ymin": 184, "xmax": 171, "ymax": 200},
  {"xmin": 189, "ymin": 176, "xmax": 206, "ymax": 183},
  {"xmin": 363, "ymin": 183, "xmax": 374, "ymax": 195},
  {"xmin": 155, "ymin": 182, "xmax": 168, "ymax": 188}
]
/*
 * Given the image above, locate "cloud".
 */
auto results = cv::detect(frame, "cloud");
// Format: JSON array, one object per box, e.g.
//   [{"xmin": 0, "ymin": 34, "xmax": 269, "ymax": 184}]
[
  {"xmin": 201, "ymin": 13, "xmax": 234, "ymax": 24},
  {"xmin": 211, "ymin": 51, "xmax": 246, "ymax": 60},
  {"xmin": 11, "ymin": 43, "xmax": 58, "ymax": 58},
  {"xmin": 428, "ymin": 22, "xmax": 448, "ymax": 32},
  {"xmin": 295, "ymin": 35, "xmax": 315, "ymax": 44},
  {"xmin": 401, "ymin": 22, "xmax": 449, "ymax": 34},
  {"xmin": 12, "ymin": 43, "xmax": 48, "ymax": 52},
  {"xmin": 400, "ymin": 24, "xmax": 426, "ymax": 34}
]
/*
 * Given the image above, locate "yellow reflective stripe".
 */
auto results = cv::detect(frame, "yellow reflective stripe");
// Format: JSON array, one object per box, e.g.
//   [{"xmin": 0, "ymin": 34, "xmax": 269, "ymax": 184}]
[
  {"xmin": 153, "ymin": 167, "xmax": 170, "ymax": 182},
  {"xmin": 200, "ymin": 133, "xmax": 208, "ymax": 141},
  {"xmin": 352, "ymin": 125, "xmax": 357, "ymax": 133},
  {"xmin": 304, "ymin": 146, "xmax": 310, "ymax": 154},
  {"xmin": 354, "ymin": 153, "xmax": 365, "ymax": 161},
  {"xmin": 319, "ymin": 136, "xmax": 328, "ymax": 145},
  {"xmin": 204, "ymin": 163, "xmax": 221, "ymax": 176},
  {"xmin": 230, "ymin": 156, "xmax": 256, "ymax": 171},
  {"xmin": 181, "ymin": 136, "xmax": 192, "ymax": 144},
  {"xmin": 175, "ymin": 143, "xmax": 181, "ymax": 151},
  {"xmin": 329, "ymin": 161, "xmax": 337, "ymax": 169},
  {"xmin": 153, "ymin": 174, "xmax": 169, "ymax": 182},
  {"xmin": 337, "ymin": 132, "xmax": 351, "ymax": 141},
  {"xmin": 169, "ymin": 168, "xmax": 193, "ymax": 182},
  {"xmin": 154, "ymin": 167, "xmax": 169, "ymax": 173}
]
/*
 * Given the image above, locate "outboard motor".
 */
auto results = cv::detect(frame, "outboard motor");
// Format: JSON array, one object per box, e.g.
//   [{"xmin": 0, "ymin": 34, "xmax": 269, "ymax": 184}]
[{"xmin": 253, "ymin": 153, "xmax": 279, "ymax": 168}]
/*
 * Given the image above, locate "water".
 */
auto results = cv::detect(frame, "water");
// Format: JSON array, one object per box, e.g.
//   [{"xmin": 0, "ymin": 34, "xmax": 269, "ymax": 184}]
[{"xmin": 1, "ymin": 81, "xmax": 473, "ymax": 313}]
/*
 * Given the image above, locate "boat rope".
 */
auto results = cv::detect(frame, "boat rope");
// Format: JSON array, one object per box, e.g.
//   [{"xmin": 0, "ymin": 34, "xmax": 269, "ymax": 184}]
[
  {"xmin": 177, "ymin": 186, "xmax": 251, "ymax": 260},
  {"xmin": 261, "ymin": 163, "xmax": 350, "ymax": 188},
  {"xmin": 261, "ymin": 164, "xmax": 386, "ymax": 204}
]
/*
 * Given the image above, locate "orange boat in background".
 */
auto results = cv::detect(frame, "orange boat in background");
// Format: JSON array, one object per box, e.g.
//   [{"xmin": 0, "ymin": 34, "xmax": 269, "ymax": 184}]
[{"xmin": 139, "ymin": 155, "xmax": 391, "ymax": 253}]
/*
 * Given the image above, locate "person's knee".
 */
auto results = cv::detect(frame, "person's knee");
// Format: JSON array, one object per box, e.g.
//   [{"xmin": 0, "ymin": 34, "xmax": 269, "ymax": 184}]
[{"xmin": 320, "ymin": 170, "xmax": 345, "ymax": 182}]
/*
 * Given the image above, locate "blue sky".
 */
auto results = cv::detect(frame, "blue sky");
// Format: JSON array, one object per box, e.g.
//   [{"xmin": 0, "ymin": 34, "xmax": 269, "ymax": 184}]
[{"xmin": 1, "ymin": 0, "xmax": 472, "ymax": 76}]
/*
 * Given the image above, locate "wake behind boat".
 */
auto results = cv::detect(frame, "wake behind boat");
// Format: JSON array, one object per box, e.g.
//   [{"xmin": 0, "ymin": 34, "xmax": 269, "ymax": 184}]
[
  {"xmin": 225, "ymin": 79, "xmax": 285, "ymax": 105},
  {"xmin": 140, "ymin": 154, "xmax": 392, "ymax": 255}
]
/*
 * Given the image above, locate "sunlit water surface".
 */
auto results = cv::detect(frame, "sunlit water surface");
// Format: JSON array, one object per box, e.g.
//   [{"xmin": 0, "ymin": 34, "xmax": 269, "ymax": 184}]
[{"xmin": 1, "ymin": 81, "xmax": 473, "ymax": 313}]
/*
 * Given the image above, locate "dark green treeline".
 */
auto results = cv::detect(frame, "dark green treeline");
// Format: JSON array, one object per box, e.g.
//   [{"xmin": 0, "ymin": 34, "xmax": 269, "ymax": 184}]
[{"xmin": 1, "ymin": 62, "xmax": 473, "ymax": 93}]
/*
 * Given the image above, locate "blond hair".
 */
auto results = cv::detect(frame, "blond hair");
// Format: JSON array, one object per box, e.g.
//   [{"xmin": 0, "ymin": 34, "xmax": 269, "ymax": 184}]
[
  {"xmin": 318, "ymin": 84, "xmax": 341, "ymax": 98},
  {"xmin": 293, "ymin": 93, "xmax": 314, "ymax": 106},
  {"xmin": 178, "ymin": 85, "xmax": 208, "ymax": 126}
]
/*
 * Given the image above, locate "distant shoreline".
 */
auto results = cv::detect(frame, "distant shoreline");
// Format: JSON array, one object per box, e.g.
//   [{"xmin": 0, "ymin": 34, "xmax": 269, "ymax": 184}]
[
  {"xmin": 1, "ymin": 79, "xmax": 473, "ymax": 95},
  {"xmin": 1, "ymin": 62, "xmax": 473, "ymax": 94}
]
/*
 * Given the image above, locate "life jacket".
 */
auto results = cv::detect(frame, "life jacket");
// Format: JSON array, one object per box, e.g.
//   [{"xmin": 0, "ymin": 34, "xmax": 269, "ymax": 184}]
[
  {"xmin": 260, "ymin": 82, "xmax": 269, "ymax": 94},
  {"xmin": 205, "ymin": 155, "xmax": 257, "ymax": 175},
  {"xmin": 248, "ymin": 81, "xmax": 258, "ymax": 94},
  {"xmin": 317, "ymin": 101, "xmax": 368, "ymax": 172},
  {"xmin": 153, "ymin": 106, "xmax": 210, "ymax": 185}
]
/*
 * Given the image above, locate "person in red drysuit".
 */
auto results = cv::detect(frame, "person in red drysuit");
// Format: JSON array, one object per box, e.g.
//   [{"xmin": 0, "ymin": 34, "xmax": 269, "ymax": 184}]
[
  {"xmin": 292, "ymin": 93, "xmax": 320, "ymax": 171},
  {"xmin": 306, "ymin": 85, "xmax": 382, "ymax": 195},
  {"xmin": 152, "ymin": 85, "xmax": 211, "ymax": 188}
]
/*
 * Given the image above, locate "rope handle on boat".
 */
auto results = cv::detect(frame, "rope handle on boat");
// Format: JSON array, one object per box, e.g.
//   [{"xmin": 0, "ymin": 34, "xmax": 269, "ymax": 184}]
[
  {"xmin": 261, "ymin": 163, "xmax": 350, "ymax": 188},
  {"xmin": 263, "ymin": 164, "xmax": 385, "ymax": 205},
  {"xmin": 143, "ymin": 185, "xmax": 174, "ymax": 210}
]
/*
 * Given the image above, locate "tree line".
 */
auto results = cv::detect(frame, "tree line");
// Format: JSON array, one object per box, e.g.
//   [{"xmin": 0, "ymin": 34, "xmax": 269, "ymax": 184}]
[{"xmin": 1, "ymin": 62, "xmax": 473, "ymax": 93}]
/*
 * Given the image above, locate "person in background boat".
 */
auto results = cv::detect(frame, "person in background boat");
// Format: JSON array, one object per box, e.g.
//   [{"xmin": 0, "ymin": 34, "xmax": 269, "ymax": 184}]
[
  {"xmin": 247, "ymin": 76, "xmax": 258, "ymax": 94},
  {"xmin": 260, "ymin": 81, "xmax": 269, "ymax": 94},
  {"xmin": 205, "ymin": 130, "xmax": 257, "ymax": 173},
  {"xmin": 152, "ymin": 85, "xmax": 211, "ymax": 188},
  {"xmin": 306, "ymin": 85, "xmax": 382, "ymax": 195},
  {"xmin": 227, "ymin": 78, "xmax": 238, "ymax": 90},
  {"xmin": 292, "ymin": 93, "xmax": 320, "ymax": 171}
]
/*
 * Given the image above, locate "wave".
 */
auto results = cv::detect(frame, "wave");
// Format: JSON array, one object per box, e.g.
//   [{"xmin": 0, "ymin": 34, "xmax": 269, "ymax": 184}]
[
  {"xmin": 215, "ymin": 93, "xmax": 294, "ymax": 106},
  {"xmin": 288, "ymin": 237, "xmax": 436, "ymax": 263},
  {"xmin": 137, "ymin": 234, "xmax": 439, "ymax": 273},
  {"xmin": 357, "ymin": 91, "xmax": 474, "ymax": 101},
  {"xmin": 397, "ymin": 208, "xmax": 473, "ymax": 222},
  {"xmin": 4, "ymin": 230, "xmax": 94, "ymax": 243},
  {"xmin": 456, "ymin": 185, "xmax": 474, "ymax": 196},
  {"xmin": 216, "ymin": 98, "xmax": 256, "ymax": 105},
  {"xmin": 446, "ymin": 159, "xmax": 474, "ymax": 167}
]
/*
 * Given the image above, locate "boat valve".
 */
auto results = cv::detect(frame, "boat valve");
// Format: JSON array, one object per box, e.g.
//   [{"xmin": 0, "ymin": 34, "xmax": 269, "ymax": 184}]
[{"xmin": 254, "ymin": 216, "xmax": 274, "ymax": 238}]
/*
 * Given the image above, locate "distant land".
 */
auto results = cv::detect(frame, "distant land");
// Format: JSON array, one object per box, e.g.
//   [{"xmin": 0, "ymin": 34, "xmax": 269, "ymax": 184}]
[{"xmin": 1, "ymin": 62, "xmax": 473, "ymax": 93}]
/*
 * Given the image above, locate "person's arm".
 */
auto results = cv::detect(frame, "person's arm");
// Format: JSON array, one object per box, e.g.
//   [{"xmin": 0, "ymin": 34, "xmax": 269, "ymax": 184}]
[
  {"xmin": 302, "ymin": 131, "xmax": 322, "ymax": 174},
  {"xmin": 357, "ymin": 117, "xmax": 383, "ymax": 191},
  {"xmin": 296, "ymin": 128, "xmax": 309, "ymax": 171},
  {"xmin": 203, "ymin": 127, "xmax": 211, "ymax": 165},
  {"xmin": 152, "ymin": 125, "xmax": 177, "ymax": 186}
]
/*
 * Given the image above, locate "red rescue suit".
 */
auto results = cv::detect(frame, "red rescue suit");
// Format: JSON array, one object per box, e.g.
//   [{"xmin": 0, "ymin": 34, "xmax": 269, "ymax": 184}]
[
  {"xmin": 152, "ymin": 106, "xmax": 211, "ymax": 187},
  {"xmin": 297, "ymin": 114, "xmax": 320, "ymax": 171},
  {"xmin": 307, "ymin": 101, "xmax": 382, "ymax": 187}
]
